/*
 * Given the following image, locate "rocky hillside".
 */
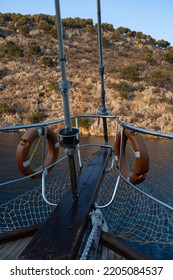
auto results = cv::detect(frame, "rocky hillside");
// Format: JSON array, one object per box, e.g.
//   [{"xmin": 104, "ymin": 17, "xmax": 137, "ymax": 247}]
[{"xmin": 1, "ymin": 13, "xmax": 173, "ymax": 135}]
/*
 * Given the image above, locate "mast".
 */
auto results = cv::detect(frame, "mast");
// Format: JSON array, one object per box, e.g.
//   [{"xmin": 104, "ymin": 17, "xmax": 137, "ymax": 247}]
[
  {"xmin": 54, "ymin": 0, "xmax": 72, "ymax": 133},
  {"xmin": 54, "ymin": 0, "xmax": 79, "ymax": 200},
  {"xmin": 97, "ymin": 0, "xmax": 109, "ymax": 144}
]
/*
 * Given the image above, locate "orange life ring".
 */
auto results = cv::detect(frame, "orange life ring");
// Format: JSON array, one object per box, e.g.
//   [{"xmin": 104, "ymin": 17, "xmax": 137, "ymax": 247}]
[
  {"xmin": 114, "ymin": 129, "xmax": 149, "ymax": 184},
  {"xmin": 16, "ymin": 127, "xmax": 59, "ymax": 179}
]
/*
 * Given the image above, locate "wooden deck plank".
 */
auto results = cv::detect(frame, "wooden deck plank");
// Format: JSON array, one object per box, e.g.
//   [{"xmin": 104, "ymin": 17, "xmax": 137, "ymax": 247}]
[
  {"xmin": 20, "ymin": 147, "xmax": 112, "ymax": 260},
  {"xmin": 11, "ymin": 237, "xmax": 31, "ymax": 260},
  {"xmin": 0, "ymin": 224, "xmax": 41, "ymax": 244},
  {"xmin": 0, "ymin": 237, "xmax": 32, "ymax": 260},
  {"xmin": 0, "ymin": 242, "xmax": 13, "ymax": 256},
  {"xmin": 101, "ymin": 232, "xmax": 151, "ymax": 260},
  {"xmin": 2, "ymin": 239, "xmax": 22, "ymax": 260}
]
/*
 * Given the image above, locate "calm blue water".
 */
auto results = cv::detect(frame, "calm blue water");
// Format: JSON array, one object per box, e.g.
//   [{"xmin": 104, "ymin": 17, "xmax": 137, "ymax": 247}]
[{"xmin": 0, "ymin": 132, "xmax": 173, "ymax": 259}]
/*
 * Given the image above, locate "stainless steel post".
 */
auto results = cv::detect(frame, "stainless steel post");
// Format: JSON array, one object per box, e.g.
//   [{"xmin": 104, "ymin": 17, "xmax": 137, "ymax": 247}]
[
  {"xmin": 54, "ymin": 0, "xmax": 72, "ymax": 133},
  {"xmin": 97, "ymin": 0, "xmax": 109, "ymax": 144},
  {"xmin": 54, "ymin": 0, "xmax": 79, "ymax": 200}
]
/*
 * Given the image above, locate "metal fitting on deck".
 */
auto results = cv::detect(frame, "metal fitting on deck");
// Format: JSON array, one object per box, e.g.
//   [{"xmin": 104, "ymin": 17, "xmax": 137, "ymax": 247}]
[
  {"xmin": 59, "ymin": 80, "xmax": 72, "ymax": 94},
  {"xmin": 98, "ymin": 106, "xmax": 110, "ymax": 116},
  {"xmin": 58, "ymin": 127, "xmax": 79, "ymax": 156}
]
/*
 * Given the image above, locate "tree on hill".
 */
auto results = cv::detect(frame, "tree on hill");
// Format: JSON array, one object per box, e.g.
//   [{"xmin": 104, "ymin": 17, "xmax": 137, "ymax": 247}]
[
  {"xmin": 136, "ymin": 31, "xmax": 147, "ymax": 39},
  {"xmin": 149, "ymin": 68, "xmax": 170, "ymax": 88},
  {"xmin": 1, "ymin": 40, "xmax": 23, "ymax": 57},
  {"xmin": 119, "ymin": 64, "xmax": 140, "ymax": 82},
  {"xmin": 164, "ymin": 51, "xmax": 173, "ymax": 63},
  {"xmin": 102, "ymin": 23, "xmax": 114, "ymax": 31},
  {"xmin": 155, "ymin": 39, "xmax": 170, "ymax": 49},
  {"xmin": 0, "ymin": 13, "xmax": 12, "ymax": 25},
  {"xmin": 111, "ymin": 26, "xmax": 131, "ymax": 40},
  {"xmin": 62, "ymin": 17, "xmax": 93, "ymax": 28},
  {"xmin": 27, "ymin": 41, "xmax": 41, "ymax": 55}
]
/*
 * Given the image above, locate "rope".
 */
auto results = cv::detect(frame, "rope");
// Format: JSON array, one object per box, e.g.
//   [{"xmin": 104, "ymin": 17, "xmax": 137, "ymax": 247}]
[
  {"xmin": 80, "ymin": 209, "xmax": 104, "ymax": 260},
  {"xmin": 29, "ymin": 135, "xmax": 42, "ymax": 164}
]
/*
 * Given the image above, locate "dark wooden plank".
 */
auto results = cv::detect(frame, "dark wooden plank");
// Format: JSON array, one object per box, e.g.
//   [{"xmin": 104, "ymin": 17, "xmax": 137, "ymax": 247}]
[
  {"xmin": 20, "ymin": 147, "xmax": 112, "ymax": 260},
  {"xmin": 0, "ymin": 224, "xmax": 42, "ymax": 244},
  {"xmin": 101, "ymin": 232, "xmax": 151, "ymax": 260},
  {"xmin": 0, "ymin": 237, "xmax": 31, "ymax": 260}
]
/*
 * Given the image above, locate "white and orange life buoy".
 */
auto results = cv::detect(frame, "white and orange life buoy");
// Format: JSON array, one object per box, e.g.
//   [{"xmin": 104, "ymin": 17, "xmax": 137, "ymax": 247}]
[
  {"xmin": 114, "ymin": 129, "xmax": 149, "ymax": 184},
  {"xmin": 16, "ymin": 127, "xmax": 59, "ymax": 179}
]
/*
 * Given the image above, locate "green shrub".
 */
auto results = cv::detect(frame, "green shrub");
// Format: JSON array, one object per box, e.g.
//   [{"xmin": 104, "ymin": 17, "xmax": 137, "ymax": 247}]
[
  {"xmin": 50, "ymin": 26, "xmax": 58, "ymax": 39},
  {"xmin": 40, "ymin": 56, "xmax": 53, "ymax": 67},
  {"xmin": 159, "ymin": 96, "xmax": 168, "ymax": 103},
  {"xmin": 155, "ymin": 39, "xmax": 170, "ymax": 49},
  {"xmin": 74, "ymin": 117, "xmax": 91, "ymax": 128},
  {"xmin": 38, "ymin": 20, "xmax": 51, "ymax": 32},
  {"xmin": 111, "ymin": 26, "xmax": 131, "ymax": 40},
  {"xmin": 1, "ymin": 40, "xmax": 23, "ymax": 57},
  {"xmin": 0, "ymin": 102, "xmax": 11, "ymax": 115},
  {"xmin": 143, "ymin": 53, "xmax": 155, "ymax": 65},
  {"xmin": 27, "ymin": 41, "xmax": 41, "ymax": 55},
  {"xmin": 102, "ymin": 36, "xmax": 111, "ymax": 48},
  {"xmin": 49, "ymin": 80, "xmax": 59, "ymax": 92},
  {"xmin": 119, "ymin": 64, "xmax": 140, "ymax": 82},
  {"xmin": 149, "ymin": 68, "xmax": 170, "ymax": 87},
  {"xmin": 29, "ymin": 111, "xmax": 44, "ymax": 123},
  {"xmin": 112, "ymin": 81, "xmax": 134, "ymax": 99},
  {"xmin": 102, "ymin": 23, "xmax": 114, "ymax": 32},
  {"xmin": 7, "ymin": 21, "xmax": 15, "ymax": 31},
  {"xmin": 85, "ymin": 24, "xmax": 93, "ymax": 33},
  {"xmin": 0, "ymin": 13, "xmax": 12, "ymax": 25},
  {"xmin": 164, "ymin": 52, "xmax": 173, "ymax": 64},
  {"xmin": 18, "ymin": 25, "xmax": 29, "ymax": 36}
]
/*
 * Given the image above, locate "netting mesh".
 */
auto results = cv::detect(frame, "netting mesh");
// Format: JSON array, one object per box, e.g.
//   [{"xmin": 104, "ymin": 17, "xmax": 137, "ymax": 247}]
[
  {"xmin": 0, "ymin": 147, "xmax": 173, "ymax": 259},
  {"xmin": 0, "ymin": 170, "xmax": 70, "ymax": 233},
  {"xmin": 98, "ymin": 170, "xmax": 173, "ymax": 245},
  {"xmin": 97, "ymin": 168, "xmax": 173, "ymax": 259},
  {"xmin": 1, "ymin": 162, "xmax": 173, "ymax": 247}
]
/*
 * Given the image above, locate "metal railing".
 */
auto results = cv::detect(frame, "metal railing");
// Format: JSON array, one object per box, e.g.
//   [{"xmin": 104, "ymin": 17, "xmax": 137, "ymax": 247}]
[
  {"xmin": 1, "ymin": 114, "xmax": 173, "ymax": 206},
  {"xmin": 0, "ymin": 114, "xmax": 116, "ymax": 132},
  {"xmin": 0, "ymin": 114, "xmax": 116, "ymax": 205},
  {"xmin": 119, "ymin": 121, "xmax": 173, "ymax": 139}
]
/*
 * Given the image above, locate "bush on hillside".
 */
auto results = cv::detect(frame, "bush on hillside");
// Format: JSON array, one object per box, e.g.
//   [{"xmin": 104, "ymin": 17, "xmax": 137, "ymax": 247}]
[
  {"xmin": 85, "ymin": 24, "xmax": 94, "ymax": 33},
  {"xmin": 40, "ymin": 56, "xmax": 53, "ymax": 67},
  {"xmin": 18, "ymin": 25, "xmax": 29, "ymax": 36},
  {"xmin": 38, "ymin": 20, "xmax": 51, "ymax": 32},
  {"xmin": 1, "ymin": 40, "xmax": 23, "ymax": 57},
  {"xmin": 74, "ymin": 117, "xmax": 91, "ymax": 128},
  {"xmin": 50, "ymin": 26, "xmax": 58, "ymax": 39},
  {"xmin": 143, "ymin": 53, "xmax": 156, "ymax": 65},
  {"xmin": 0, "ymin": 102, "xmax": 11, "ymax": 115},
  {"xmin": 28, "ymin": 111, "xmax": 44, "ymax": 123},
  {"xmin": 164, "ymin": 52, "xmax": 173, "ymax": 64},
  {"xmin": 119, "ymin": 64, "xmax": 140, "ymax": 82},
  {"xmin": 102, "ymin": 36, "xmax": 111, "ymax": 48},
  {"xmin": 112, "ymin": 81, "xmax": 135, "ymax": 99},
  {"xmin": 149, "ymin": 68, "xmax": 170, "ymax": 88},
  {"xmin": 27, "ymin": 41, "xmax": 41, "ymax": 55},
  {"xmin": 155, "ymin": 39, "xmax": 170, "ymax": 49}
]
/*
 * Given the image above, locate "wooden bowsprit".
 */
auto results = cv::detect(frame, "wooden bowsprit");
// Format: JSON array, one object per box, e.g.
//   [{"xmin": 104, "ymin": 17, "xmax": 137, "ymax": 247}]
[{"xmin": 19, "ymin": 147, "xmax": 112, "ymax": 259}]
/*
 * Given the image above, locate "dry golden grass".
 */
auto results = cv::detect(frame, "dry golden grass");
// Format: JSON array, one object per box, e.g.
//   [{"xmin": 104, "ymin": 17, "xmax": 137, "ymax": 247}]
[{"xmin": 1, "ymin": 24, "xmax": 173, "ymax": 133}]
